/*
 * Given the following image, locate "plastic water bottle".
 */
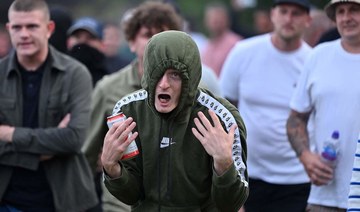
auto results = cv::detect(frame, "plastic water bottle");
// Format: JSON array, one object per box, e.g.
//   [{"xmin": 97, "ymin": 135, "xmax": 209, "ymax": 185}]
[{"xmin": 321, "ymin": 130, "xmax": 340, "ymax": 168}]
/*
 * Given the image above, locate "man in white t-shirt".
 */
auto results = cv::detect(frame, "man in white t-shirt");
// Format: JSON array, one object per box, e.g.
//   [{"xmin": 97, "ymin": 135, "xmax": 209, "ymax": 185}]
[
  {"xmin": 286, "ymin": 0, "xmax": 360, "ymax": 211},
  {"xmin": 219, "ymin": 0, "xmax": 312, "ymax": 211}
]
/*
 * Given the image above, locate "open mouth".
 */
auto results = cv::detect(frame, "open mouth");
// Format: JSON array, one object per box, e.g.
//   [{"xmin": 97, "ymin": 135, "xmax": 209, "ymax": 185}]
[
  {"xmin": 19, "ymin": 43, "xmax": 33, "ymax": 48},
  {"xmin": 158, "ymin": 94, "xmax": 171, "ymax": 103}
]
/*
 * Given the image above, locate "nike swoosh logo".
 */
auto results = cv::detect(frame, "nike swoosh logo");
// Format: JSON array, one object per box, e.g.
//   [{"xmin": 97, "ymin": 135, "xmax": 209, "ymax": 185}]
[{"xmin": 160, "ymin": 137, "xmax": 175, "ymax": 148}]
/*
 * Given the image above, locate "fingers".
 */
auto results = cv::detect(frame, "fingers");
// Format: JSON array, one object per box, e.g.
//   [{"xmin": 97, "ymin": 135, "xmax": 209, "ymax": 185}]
[
  {"xmin": 116, "ymin": 121, "xmax": 135, "ymax": 141},
  {"xmin": 193, "ymin": 110, "xmax": 236, "ymax": 138},
  {"xmin": 310, "ymin": 170, "xmax": 333, "ymax": 186},
  {"xmin": 307, "ymin": 161, "xmax": 333, "ymax": 186},
  {"xmin": 196, "ymin": 111, "xmax": 213, "ymax": 131},
  {"xmin": 208, "ymin": 110, "xmax": 221, "ymax": 128},
  {"xmin": 192, "ymin": 110, "xmax": 217, "ymax": 141},
  {"xmin": 104, "ymin": 117, "xmax": 137, "ymax": 155},
  {"xmin": 193, "ymin": 117, "xmax": 206, "ymax": 138},
  {"xmin": 109, "ymin": 117, "xmax": 134, "ymax": 140},
  {"xmin": 192, "ymin": 110, "xmax": 234, "ymax": 164},
  {"xmin": 194, "ymin": 110, "xmax": 220, "ymax": 133},
  {"xmin": 58, "ymin": 113, "xmax": 71, "ymax": 128},
  {"xmin": 192, "ymin": 127, "xmax": 204, "ymax": 143},
  {"xmin": 102, "ymin": 117, "xmax": 138, "ymax": 168},
  {"xmin": 0, "ymin": 125, "xmax": 15, "ymax": 142}
]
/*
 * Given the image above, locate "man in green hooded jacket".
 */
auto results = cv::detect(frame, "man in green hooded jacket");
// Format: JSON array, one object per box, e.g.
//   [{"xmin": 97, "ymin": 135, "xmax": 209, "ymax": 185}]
[{"xmin": 101, "ymin": 30, "xmax": 248, "ymax": 212}]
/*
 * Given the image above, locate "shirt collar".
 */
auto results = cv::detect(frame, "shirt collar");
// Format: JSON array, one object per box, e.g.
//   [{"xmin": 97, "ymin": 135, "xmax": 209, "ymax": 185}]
[{"xmin": 5, "ymin": 45, "xmax": 67, "ymax": 78}]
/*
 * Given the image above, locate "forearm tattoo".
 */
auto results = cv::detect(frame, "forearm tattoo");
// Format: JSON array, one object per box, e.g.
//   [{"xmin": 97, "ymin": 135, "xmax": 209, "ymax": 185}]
[{"xmin": 286, "ymin": 111, "xmax": 311, "ymax": 157}]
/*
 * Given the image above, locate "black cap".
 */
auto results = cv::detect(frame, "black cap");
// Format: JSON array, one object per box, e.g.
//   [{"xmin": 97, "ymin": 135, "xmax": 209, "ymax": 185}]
[
  {"xmin": 67, "ymin": 17, "xmax": 103, "ymax": 39},
  {"xmin": 273, "ymin": 0, "xmax": 311, "ymax": 12}
]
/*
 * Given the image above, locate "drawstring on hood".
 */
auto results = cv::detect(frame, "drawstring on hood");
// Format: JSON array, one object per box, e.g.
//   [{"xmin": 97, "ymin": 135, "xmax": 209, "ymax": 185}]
[{"xmin": 141, "ymin": 30, "xmax": 202, "ymax": 121}]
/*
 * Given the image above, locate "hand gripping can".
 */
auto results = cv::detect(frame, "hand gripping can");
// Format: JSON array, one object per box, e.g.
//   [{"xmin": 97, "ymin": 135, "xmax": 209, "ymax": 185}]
[{"xmin": 107, "ymin": 112, "xmax": 139, "ymax": 160}]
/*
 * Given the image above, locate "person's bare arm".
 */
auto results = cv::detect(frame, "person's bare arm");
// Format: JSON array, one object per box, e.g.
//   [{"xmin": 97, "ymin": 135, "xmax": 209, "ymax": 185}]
[
  {"xmin": 286, "ymin": 110, "xmax": 311, "ymax": 157},
  {"xmin": 287, "ymin": 110, "xmax": 333, "ymax": 185}
]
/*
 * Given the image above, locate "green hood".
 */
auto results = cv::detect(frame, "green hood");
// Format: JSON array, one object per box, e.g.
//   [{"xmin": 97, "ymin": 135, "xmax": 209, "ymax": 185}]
[{"xmin": 142, "ymin": 30, "xmax": 202, "ymax": 120}]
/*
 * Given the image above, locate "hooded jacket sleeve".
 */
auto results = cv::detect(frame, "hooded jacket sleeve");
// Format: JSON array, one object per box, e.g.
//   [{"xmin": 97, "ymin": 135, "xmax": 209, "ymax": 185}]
[{"xmin": 104, "ymin": 160, "xmax": 143, "ymax": 205}]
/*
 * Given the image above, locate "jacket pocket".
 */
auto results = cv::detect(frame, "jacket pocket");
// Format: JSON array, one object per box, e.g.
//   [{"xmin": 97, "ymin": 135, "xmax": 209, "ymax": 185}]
[
  {"xmin": 46, "ymin": 96, "xmax": 64, "ymax": 126},
  {"xmin": 0, "ymin": 98, "xmax": 16, "ymax": 125}
]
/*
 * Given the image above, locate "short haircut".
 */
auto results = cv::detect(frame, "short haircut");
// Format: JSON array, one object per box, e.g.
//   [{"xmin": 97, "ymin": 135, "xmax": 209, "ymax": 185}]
[
  {"xmin": 9, "ymin": 0, "xmax": 50, "ymax": 21},
  {"xmin": 205, "ymin": 2, "xmax": 230, "ymax": 17},
  {"xmin": 121, "ymin": 2, "xmax": 183, "ymax": 41},
  {"xmin": 204, "ymin": 2, "xmax": 231, "ymax": 26}
]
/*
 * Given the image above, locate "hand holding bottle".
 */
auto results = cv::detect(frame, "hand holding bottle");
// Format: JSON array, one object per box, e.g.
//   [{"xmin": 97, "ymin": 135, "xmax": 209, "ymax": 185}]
[{"xmin": 320, "ymin": 130, "xmax": 340, "ymax": 184}]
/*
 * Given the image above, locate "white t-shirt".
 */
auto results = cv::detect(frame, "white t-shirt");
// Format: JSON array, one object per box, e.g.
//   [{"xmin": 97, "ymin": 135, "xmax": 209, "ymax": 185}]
[
  {"xmin": 220, "ymin": 33, "xmax": 312, "ymax": 184},
  {"xmin": 199, "ymin": 64, "xmax": 223, "ymax": 97},
  {"xmin": 290, "ymin": 39, "xmax": 360, "ymax": 208}
]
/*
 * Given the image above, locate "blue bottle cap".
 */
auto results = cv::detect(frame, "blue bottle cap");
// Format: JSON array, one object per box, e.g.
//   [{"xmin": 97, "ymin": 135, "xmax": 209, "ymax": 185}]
[{"xmin": 332, "ymin": 130, "xmax": 339, "ymax": 139}]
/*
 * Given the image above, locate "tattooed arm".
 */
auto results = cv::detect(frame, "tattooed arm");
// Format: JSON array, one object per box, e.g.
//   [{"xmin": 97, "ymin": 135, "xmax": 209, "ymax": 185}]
[
  {"xmin": 286, "ymin": 110, "xmax": 311, "ymax": 157},
  {"xmin": 286, "ymin": 110, "xmax": 333, "ymax": 185}
]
